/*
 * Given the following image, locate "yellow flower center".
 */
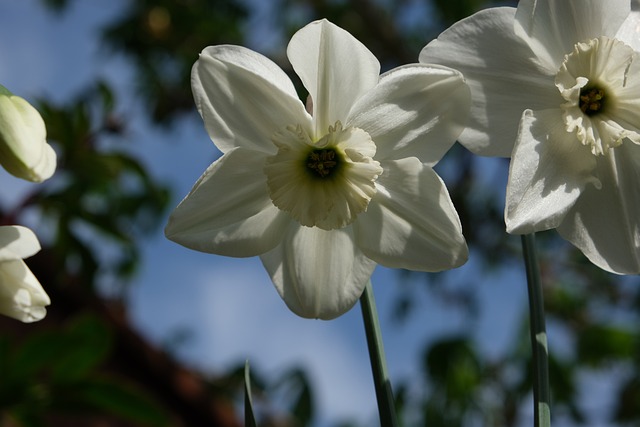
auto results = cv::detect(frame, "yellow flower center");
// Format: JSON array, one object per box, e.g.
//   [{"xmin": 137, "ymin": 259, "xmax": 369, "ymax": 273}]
[
  {"xmin": 555, "ymin": 36, "xmax": 640, "ymax": 155},
  {"xmin": 579, "ymin": 87, "xmax": 605, "ymax": 116},
  {"xmin": 264, "ymin": 121, "xmax": 382, "ymax": 230},
  {"xmin": 306, "ymin": 148, "xmax": 340, "ymax": 178}
]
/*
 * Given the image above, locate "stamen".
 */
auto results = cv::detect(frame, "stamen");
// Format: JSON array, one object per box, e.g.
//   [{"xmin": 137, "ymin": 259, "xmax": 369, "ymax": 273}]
[
  {"xmin": 307, "ymin": 148, "xmax": 339, "ymax": 178},
  {"xmin": 579, "ymin": 87, "xmax": 605, "ymax": 116},
  {"xmin": 265, "ymin": 122, "xmax": 380, "ymax": 230}
]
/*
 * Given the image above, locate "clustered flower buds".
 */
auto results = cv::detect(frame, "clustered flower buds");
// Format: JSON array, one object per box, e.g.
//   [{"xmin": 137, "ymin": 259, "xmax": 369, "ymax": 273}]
[{"xmin": 0, "ymin": 84, "xmax": 55, "ymax": 322}]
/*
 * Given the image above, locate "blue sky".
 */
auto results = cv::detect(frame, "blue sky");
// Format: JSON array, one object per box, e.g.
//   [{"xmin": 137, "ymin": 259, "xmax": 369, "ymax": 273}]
[{"xmin": 0, "ymin": 1, "xmax": 621, "ymax": 426}]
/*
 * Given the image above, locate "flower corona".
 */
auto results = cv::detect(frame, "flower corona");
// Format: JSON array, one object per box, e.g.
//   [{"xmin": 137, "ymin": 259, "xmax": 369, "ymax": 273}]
[{"xmin": 265, "ymin": 121, "xmax": 382, "ymax": 230}]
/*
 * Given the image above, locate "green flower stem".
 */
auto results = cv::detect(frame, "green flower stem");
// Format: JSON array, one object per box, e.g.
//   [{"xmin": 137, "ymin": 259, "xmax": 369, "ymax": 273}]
[
  {"xmin": 360, "ymin": 281, "xmax": 399, "ymax": 427},
  {"xmin": 521, "ymin": 234, "xmax": 551, "ymax": 427}
]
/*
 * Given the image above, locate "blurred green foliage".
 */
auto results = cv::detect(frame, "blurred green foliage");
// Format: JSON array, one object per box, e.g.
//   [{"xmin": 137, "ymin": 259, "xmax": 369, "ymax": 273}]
[
  {"xmin": 34, "ymin": 81, "xmax": 170, "ymax": 286},
  {"xmin": 0, "ymin": 315, "xmax": 170, "ymax": 426},
  {"xmin": 102, "ymin": 0, "xmax": 247, "ymax": 123},
  {"xmin": 0, "ymin": 0, "xmax": 636, "ymax": 426}
]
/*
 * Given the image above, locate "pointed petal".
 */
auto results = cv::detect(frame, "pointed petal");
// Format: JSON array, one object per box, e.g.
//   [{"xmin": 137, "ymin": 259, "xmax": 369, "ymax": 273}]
[
  {"xmin": 420, "ymin": 7, "xmax": 560, "ymax": 157},
  {"xmin": 514, "ymin": 0, "xmax": 630, "ymax": 70},
  {"xmin": 354, "ymin": 158, "xmax": 467, "ymax": 271},
  {"xmin": 506, "ymin": 109, "xmax": 599, "ymax": 234},
  {"xmin": 0, "ymin": 259, "xmax": 50, "ymax": 323},
  {"xmin": 165, "ymin": 147, "xmax": 291, "ymax": 257},
  {"xmin": 0, "ymin": 225, "xmax": 40, "ymax": 261},
  {"xmin": 287, "ymin": 19, "xmax": 380, "ymax": 136},
  {"xmin": 260, "ymin": 224, "xmax": 377, "ymax": 319},
  {"xmin": 192, "ymin": 45, "xmax": 311, "ymax": 154},
  {"xmin": 558, "ymin": 142, "xmax": 640, "ymax": 274},
  {"xmin": 346, "ymin": 64, "xmax": 470, "ymax": 165}
]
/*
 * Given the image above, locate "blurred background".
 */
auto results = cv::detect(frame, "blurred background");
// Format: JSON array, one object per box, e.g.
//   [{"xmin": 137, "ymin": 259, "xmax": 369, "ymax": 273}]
[{"xmin": 0, "ymin": 0, "xmax": 639, "ymax": 426}]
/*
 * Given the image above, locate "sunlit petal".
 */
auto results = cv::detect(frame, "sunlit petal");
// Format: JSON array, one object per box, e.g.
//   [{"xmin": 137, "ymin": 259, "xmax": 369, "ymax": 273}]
[
  {"xmin": 0, "ymin": 259, "xmax": 49, "ymax": 323},
  {"xmin": 287, "ymin": 19, "xmax": 380, "ymax": 136},
  {"xmin": 558, "ymin": 143, "xmax": 640, "ymax": 274},
  {"xmin": 355, "ymin": 158, "xmax": 467, "ymax": 271},
  {"xmin": 420, "ymin": 8, "xmax": 560, "ymax": 156},
  {"xmin": 0, "ymin": 86, "xmax": 56, "ymax": 182},
  {"xmin": 260, "ymin": 224, "xmax": 376, "ymax": 320},
  {"xmin": 506, "ymin": 109, "xmax": 599, "ymax": 234},
  {"xmin": 347, "ymin": 64, "xmax": 470, "ymax": 165},
  {"xmin": 616, "ymin": 10, "xmax": 640, "ymax": 51},
  {"xmin": 514, "ymin": 0, "xmax": 630, "ymax": 70},
  {"xmin": 192, "ymin": 45, "xmax": 311, "ymax": 154},
  {"xmin": 165, "ymin": 147, "xmax": 291, "ymax": 257},
  {"xmin": 0, "ymin": 225, "xmax": 41, "ymax": 261}
]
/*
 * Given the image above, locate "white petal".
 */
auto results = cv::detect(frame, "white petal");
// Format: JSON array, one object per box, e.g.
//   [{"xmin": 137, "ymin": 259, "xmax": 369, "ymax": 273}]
[
  {"xmin": 616, "ymin": 10, "xmax": 640, "ymax": 51},
  {"xmin": 192, "ymin": 45, "xmax": 311, "ymax": 154},
  {"xmin": 346, "ymin": 64, "xmax": 470, "ymax": 166},
  {"xmin": 0, "ymin": 225, "xmax": 41, "ymax": 261},
  {"xmin": 354, "ymin": 158, "xmax": 467, "ymax": 271},
  {"xmin": 165, "ymin": 147, "xmax": 291, "ymax": 257},
  {"xmin": 608, "ymin": 46, "xmax": 640, "ymax": 141},
  {"xmin": 0, "ymin": 92, "xmax": 56, "ymax": 182},
  {"xmin": 420, "ymin": 8, "xmax": 560, "ymax": 157},
  {"xmin": 260, "ymin": 224, "xmax": 377, "ymax": 319},
  {"xmin": 287, "ymin": 19, "xmax": 380, "ymax": 137},
  {"xmin": 506, "ymin": 109, "xmax": 599, "ymax": 234},
  {"xmin": 0, "ymin": 259, "xmax": 50, "ymax": 323},
  {"xmin": 514, "ymin": 0, "xmax": 630, "ymax": 70},
  {"xmin": 29, "ymin": 143, "xmax": 56, "ymax": 183},
  {"xmin": 558, "ymin": 142, "xmax": 640, "ymax": 274}
]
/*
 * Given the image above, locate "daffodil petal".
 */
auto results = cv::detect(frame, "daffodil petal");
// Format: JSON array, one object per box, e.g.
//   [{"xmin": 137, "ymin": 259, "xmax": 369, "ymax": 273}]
[
  {"xmin": 165, "ymin": 147, "xmax": 291, "ymax": 257},
  {"xmin": 346, "ymin": 64, "xmax": 470, "ymax": 165},
  {"xmin": 0, "ymin": 259, "xmax": 50, "ymax": 323},
  {"xmin": 514, "ymin": 0, "xmax": 630, "ymax": 70},
  {"xmin": 607, "ymin": 49, "xmax": 640, "ymax": 139},
  {"xmin": 420, "ymin": 7, "xmax": 560, "ymax": 157},
  {"xmin": 0, "ymin": 226, "xmax": 40, "ymax": 261},
  {"xmin": 354, "ymin": 158, "xmax": 467, "ymax": 271},
  {"xmin": 506, "ymin": 109, "xmax": 599, "ymax": 234},
  {"xmin": 260, "ymin": 224, "xmax": 376, "ymax": 320},
  {"xmin": 558, "ymin": 143, "xmax": 640, "ymax": 274},
  {"xmin": 287, "ymin": 19, "xmax": 380, "ymax": 136},
  {"xmin": 616, "ymin": 9, "xmax": 640, "ymax": 51},
  {"xmin": 192, "ymin": 45, "xmax": 311, "ymax": 154}
]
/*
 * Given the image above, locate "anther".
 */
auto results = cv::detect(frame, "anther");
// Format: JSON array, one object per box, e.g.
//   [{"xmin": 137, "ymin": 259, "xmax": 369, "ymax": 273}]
[{"xmin": 579, "ymin": 88, "xmax": 605, "ymax": 116}]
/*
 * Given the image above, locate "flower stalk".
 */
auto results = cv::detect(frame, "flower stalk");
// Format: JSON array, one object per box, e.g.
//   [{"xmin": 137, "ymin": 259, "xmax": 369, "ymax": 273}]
[
  {"xmin": 521, "ymin": 233, "xmax": 551, "ymax": 427},
  {"xmin": 360, "ymin": 281, "xmax": 399, "ymax": 427}
]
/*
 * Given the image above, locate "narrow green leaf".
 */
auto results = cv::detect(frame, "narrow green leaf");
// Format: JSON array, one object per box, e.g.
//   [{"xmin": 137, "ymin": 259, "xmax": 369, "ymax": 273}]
[{"xmin": 245, "ymin": 360, "xmax": 257, "ymax": 427}]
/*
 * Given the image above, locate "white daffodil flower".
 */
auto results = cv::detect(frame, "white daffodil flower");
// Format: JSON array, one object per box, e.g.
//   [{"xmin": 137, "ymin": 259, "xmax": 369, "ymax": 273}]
[
  {"xmin": 0, "ymin": 84, "xmax": 56, "ymax": 182},
  {"xmin": 166, "ymin": 19, "xmax": 470, "ymax": 319},
  {"xmin": 0, "ymin": 225, "xmax": 50, "ymax": 322},
  {"xmin": 421, "ymin": 0, "xmax": 640, "ymax": 274}
]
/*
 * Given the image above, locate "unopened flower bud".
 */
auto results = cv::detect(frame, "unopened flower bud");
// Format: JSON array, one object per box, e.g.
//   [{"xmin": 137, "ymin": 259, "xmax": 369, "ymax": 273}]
[{"xmin": 0, "ymin": 85, "xmax": 55, "ymax": 182}]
